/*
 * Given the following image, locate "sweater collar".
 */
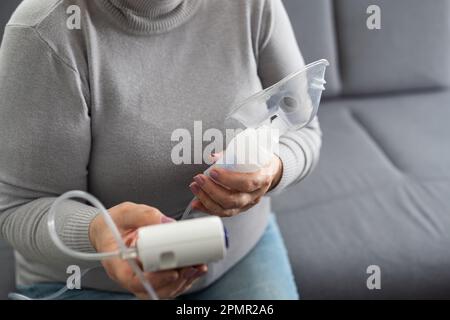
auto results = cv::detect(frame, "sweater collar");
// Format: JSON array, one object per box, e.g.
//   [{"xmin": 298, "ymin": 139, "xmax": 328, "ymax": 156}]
[{"xmin": 100, "ymin": 0, "xmax": 202, "ymax": 34}]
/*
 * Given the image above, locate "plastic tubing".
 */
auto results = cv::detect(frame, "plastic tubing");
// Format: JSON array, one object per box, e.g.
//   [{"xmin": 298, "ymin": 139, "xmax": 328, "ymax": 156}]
[
  {"xmin": 10, "ymin": 190, "xmax": 159, "ymax": 300},
  {"xmin": 181, "ymin": 197, "xmax": 195, "ymax": 220}
]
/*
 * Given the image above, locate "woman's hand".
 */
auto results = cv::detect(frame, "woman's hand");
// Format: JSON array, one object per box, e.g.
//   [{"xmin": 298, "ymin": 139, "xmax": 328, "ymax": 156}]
[
  {"xmin": 189, "ymin": 154, "xmax": 283, "ymax": 217},
  {"xmin": 89, "ymin": 202, "xmax": 207, "ymax": 299}
]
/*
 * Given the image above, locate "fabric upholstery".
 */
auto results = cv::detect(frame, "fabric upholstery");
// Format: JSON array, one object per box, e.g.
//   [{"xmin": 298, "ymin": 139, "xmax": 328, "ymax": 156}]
[
  {"xmin": 273, "ymin": 91, "xmax": 450, "ymax": 298},
  {"xmin": 283, "ymin": 0, "xmax": 341, "ymax": 96},
  {"xmin": 335, "ymin": 0, "xmax": 450, "ymax": 95}
]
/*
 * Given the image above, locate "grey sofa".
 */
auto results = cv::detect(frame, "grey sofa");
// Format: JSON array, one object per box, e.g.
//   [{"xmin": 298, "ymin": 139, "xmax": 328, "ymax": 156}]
[{"xmin": 1, "ymin": 0, "xmax": 450, "ymax": 299}]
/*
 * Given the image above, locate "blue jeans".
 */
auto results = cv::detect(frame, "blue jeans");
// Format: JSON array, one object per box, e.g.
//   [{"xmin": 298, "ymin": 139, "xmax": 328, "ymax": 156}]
[{"xmin": 15, "ymin": 214, "xmax": 299, "ymax": 300}]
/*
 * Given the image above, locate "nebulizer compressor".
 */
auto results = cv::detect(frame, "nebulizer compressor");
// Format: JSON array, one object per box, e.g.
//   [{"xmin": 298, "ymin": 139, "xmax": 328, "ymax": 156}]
[{"xmin": 10, "ymin": 59, "xmax": 328, "ymax": 300}]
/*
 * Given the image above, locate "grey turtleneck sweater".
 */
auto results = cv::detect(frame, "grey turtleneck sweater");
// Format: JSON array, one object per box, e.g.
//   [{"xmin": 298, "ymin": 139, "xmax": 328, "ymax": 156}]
[{"xmin": 0, "ymin": 0, "xmax": 321, "ymax": 293}]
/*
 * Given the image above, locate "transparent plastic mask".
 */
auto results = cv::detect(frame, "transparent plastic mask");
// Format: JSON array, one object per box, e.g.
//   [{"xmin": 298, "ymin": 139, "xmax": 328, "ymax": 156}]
[{"xmin": 226, "ymin": 59, "xmax": 329, "ymax": 135}]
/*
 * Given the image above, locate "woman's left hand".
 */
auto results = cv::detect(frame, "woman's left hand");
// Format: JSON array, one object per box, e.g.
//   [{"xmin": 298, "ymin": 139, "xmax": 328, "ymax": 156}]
[{"xmin": 189, "ymin": 154, "xmax": 283, "ymax": 217}]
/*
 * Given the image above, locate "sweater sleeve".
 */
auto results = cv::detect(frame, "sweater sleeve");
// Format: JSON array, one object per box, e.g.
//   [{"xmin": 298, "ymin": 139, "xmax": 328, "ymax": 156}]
[
  {"xmin": 256, "ymin": 0, "xmax": 322, "ymax": 195},
  {"xmin": 0, "ymin": 25, "xmax": 100, "ymax": 268}
]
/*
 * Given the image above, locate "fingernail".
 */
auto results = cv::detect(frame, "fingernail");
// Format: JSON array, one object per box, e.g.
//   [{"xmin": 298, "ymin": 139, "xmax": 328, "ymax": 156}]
[
  {"xmin": 193, "ymin": 175, "xmax": 205, "ymax": 186},
  {"xmin": 209, "ymin": 170, "xmax": 219, "ymax": 180},
  {"xmin": 161, "ymin": 216, "xmax": 176, "ymax": 224},
  {"xmin": 189, "ymin": 183, "xmax": 200, "ymax": 195}
]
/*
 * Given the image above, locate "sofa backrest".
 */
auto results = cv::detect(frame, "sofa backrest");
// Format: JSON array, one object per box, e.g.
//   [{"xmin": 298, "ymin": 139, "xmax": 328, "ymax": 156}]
[
  {"xmin": 283, "ymin": 0, "xmax": 450, "ymax": 97},
  {"xmin": 283, "ymin": 0, "xmax": 342, "ymax": 97}
]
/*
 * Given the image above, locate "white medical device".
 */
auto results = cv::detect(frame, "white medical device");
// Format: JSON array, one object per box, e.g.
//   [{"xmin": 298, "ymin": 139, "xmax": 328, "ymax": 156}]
[{"xmin": 137, "ymin": 216, "xmax": 228, "ymax": 272}]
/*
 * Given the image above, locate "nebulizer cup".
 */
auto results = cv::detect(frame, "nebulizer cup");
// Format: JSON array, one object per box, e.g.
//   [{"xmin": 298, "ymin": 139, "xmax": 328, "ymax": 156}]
[
  {"xmin": 225, "ymin": 59, "xmax": 329, "ymax": 134},
  {"xmin": 181, "ymin": 59, "xmax": 329, "ymax": 220}
]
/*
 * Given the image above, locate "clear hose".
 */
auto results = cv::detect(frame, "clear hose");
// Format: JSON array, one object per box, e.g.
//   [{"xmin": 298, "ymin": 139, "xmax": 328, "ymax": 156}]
[
  {"xmin": 181, "ymin": 197, "xmax": 195, "ymax": 220},
  {"xmin": 9, "ymin": 190, "xmax": 159, "ymax": 300}
]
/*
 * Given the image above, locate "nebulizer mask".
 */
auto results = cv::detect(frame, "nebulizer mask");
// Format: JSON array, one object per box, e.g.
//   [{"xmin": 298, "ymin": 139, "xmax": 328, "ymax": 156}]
[
  {"xmin": 181, "ymin": 59, "xmax": 329, "ymax": 219},
  {"xmin": 9, "ymin": 59, "xmax": 328, "ymax": 301}
]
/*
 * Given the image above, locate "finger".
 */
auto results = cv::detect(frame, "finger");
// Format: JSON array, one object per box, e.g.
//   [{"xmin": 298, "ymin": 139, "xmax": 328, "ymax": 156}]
[
  {"xmin": 125, "ymin": 268, "xmax": 180, "ymax": 295},
  {"xmin": 192, "ymin": 200, "xmax": 208, "ymax": 213},
  {"xmin": 139, "ymin": 265, "xmax": 205, "ymax": 294},
  {"xmin": 156, "ymin": 268, "xmax": 192, "ymax": 299},
  {"xmin": 194, "ymin": 174, "xmax": 252, "ymax": 209},
  {"xmin": 145, "ymin": 270, "xmax": 180, "ymax": 289},
  {"xmin": 191, "ymin": 185, "xmax": 240, "ymax": 218},
  {"xmin": 195, "ymin": 264, "xmax": 209, "ymax": 273},
  {"xmin": 208, "ymin": 167, "xmax": 271, "ymax": 193},
  {"xmin": 134, "ymin": 266, "xmax": 208, "ymax": 299},
  {"xmin": 179, "ymin": 266, "xmax": 207, "ymax": 281},
  {"xmin": 173, "ymin": 278, "xmax": 196, "ymax": 297},
  {"xmin": 166, "ymin": 267, "xmax": 207, "ymax": 298},
  {"xmin": 121, "ymin": 206, "xmax": 165, "ymax": 229},
  {"xmin": 157, "ymin": 279, "xmax": 188, "ymax": 299},
  {"xmin": 190, "ymin": 182, "xmax": 224, "ymax": 215},
  {"xmin": 105, "ymin": 259, "xmax": 149, "ymax": 294},
  {"xmin": 178, "ymin": 282, "xmax": 195, "ymax": 296}
]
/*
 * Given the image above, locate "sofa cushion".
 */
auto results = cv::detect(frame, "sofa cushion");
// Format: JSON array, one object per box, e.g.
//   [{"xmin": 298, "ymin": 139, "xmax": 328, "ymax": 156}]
[
  {"xmin": 335, "ymin": 0, "xmax": 450, "ymax": 95},
  {"xmin": 283, "ymin": 0, "xmax": 341, "ymax": 97},
  {"xmin": 349, "ymin": 91, "xmax": 450, "ymax": 180},
  {"xmin": 275, "ymin": 179, "xmax": 450, "ymax": 299},
  {"xmin": 273, "ymin": 97, "xmax": 403, "ymax": 213},
  {"xmin": 273, "ymin": 90, "xmax": 450, "ymax": 299}
]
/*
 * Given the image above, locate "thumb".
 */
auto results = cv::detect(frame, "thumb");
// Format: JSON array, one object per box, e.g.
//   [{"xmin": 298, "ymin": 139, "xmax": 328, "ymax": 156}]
[
  {"xmin": 125, "ymin": 214, "xmax": 177, "ymax": 247},
  {"xmin": 121, "ymin": 207, "xmax": 167, "ymax": 229}
]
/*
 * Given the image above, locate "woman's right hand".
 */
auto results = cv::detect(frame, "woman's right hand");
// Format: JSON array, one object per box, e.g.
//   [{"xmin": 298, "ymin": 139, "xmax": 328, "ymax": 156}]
[{"xmin": 88, "ymin": 202, "xmax": 207, "ymax": 299}]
